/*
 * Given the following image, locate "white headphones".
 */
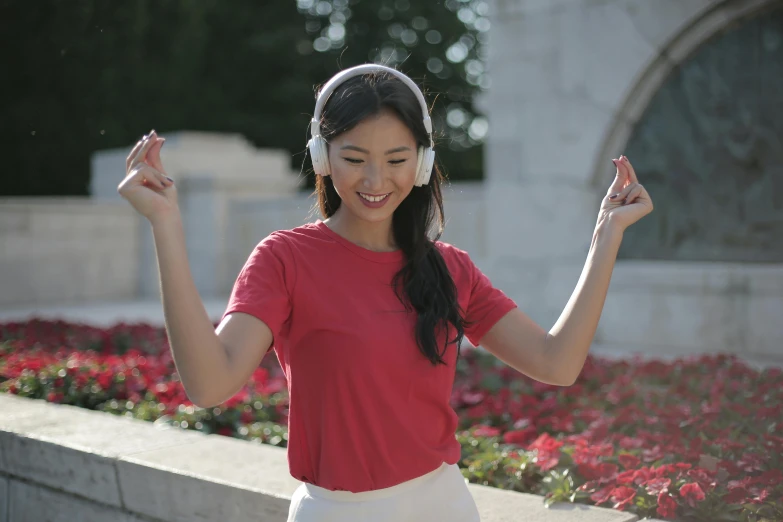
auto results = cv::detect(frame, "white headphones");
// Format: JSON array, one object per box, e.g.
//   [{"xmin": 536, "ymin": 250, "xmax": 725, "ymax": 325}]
[{"xmin": 307, "ymin": 64, "xmax": 435, "ymax": 187}]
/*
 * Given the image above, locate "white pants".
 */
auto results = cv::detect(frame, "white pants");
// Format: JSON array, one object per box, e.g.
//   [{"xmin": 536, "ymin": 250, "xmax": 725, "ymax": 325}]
[{"xmin": 286, "ymin": 462, "xmax": 481, "ymax": 521}]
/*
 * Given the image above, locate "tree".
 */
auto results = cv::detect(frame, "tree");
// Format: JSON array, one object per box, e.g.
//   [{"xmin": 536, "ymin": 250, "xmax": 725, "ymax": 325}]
[
  {"xmin": 0, "ymin": 0, "xmax": 489, "ymax": 196},
  {"xmin": 296, "ymin": 0, "xmax": 491, "ymax": 181}
]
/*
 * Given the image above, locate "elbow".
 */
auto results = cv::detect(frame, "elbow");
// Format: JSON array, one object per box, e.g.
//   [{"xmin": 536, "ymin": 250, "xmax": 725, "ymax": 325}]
[
  {"xmin": 557, "ymin": 374, "xmax": 578, "ymax": 387},
  {"xmin": 186, "ymin": 388, "xmax": 220, "ymax": 409},
  {"xmin": 191, "ymin": 396, "xmax": 220, "ymax": 409},
  {"xmin": 544, "ymin": 362, "xmax": 579, "ymax": 387},
  {"xmin": 551, "ymin": 364, "xmax": 582, "ymax": 387}
]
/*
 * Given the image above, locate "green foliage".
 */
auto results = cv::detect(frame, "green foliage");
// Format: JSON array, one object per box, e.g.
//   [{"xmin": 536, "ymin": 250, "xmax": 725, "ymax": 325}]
[{"xmin": 0, "ymin": 0, "xmax": 488, "ymax": 197}]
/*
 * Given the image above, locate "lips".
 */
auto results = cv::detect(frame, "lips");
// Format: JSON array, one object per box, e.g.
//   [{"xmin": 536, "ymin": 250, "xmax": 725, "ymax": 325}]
[
  {"xmin": 357, "ymin": 192, "xmax": 391, "ymax": 208},
  {"xmin": 358, "ymin": 192, "xmax": 390, "ymax": 202}
]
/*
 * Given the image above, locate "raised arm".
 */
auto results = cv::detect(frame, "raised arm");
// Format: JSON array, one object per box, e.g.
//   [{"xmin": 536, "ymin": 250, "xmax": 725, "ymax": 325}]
[
  {"xmin": 118, "ymin": 131, "xmax": 272, "ymax": 407},
  {"xmin": 479, "ymin": 156, "xmax": 653, "ymax": 386}
]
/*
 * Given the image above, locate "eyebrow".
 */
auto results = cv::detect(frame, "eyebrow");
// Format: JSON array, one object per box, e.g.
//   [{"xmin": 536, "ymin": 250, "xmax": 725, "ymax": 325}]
[{"xmin": 339, "ymin": 145, "xmax": 412, "ymax": 155}]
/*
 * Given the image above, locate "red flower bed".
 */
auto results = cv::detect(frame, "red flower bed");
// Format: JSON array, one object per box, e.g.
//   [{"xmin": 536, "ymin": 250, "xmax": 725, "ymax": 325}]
[{"xmin": 1, "ymin": 319, "xmax": 781, "ymax": 521}]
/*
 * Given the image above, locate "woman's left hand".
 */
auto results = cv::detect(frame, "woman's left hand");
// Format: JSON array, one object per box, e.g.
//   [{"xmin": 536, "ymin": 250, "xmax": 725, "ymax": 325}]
[{"xmin": 598, "ymin": 155, "xmax": 654, "ymax": 232}]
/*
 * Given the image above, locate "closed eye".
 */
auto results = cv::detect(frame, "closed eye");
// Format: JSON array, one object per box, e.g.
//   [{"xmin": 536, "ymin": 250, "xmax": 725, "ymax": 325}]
[{"xmin": 343, "ymin": 158, "xmax": 407, "ymax": 165}]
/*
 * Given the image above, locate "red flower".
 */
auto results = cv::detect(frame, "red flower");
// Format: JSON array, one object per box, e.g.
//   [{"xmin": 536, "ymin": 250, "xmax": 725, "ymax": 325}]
[
  {"xmin": 473, "ymin": 425, "xmax": 500, "ymax": 437},
  {"xmin": 752, "ymin": 488, "xmax": 769, "ymax": 503},
  {"xmin": 528, "ymin": 433, "xmax": 563, "ymax": 471},
  {"xmin": 502, "ymin": 427, "xmax": 537, "ymax": 445},
  {"xmin": 657, "ymin": 492, "xmax": 678, "ymax": 518},
  {"xmin": 609, "ymin": 486, "xmax": 636, "ymax": 510},
  {"xmin": 578, "ymin": 462, "xmax": 618, "ymax": 481},
  {"xmin": 97, "ymin": 372, "xmax": 113, "ymax": 390},
  {"xmin": 528, "ymin": 433, "xmax": 563, "ymax": 452},
  {"xmin": 642, "ymin": 445, "xmax": 665, "ymax": 462},
  {"xmin": 590, "ymin": 485, "xmax": 614, "ymax": 505},
  {"xmin": 679, "ymin": 482, "xmax": 706, "ymax": 507},
  {"xmin": 615, "ymin": 469, "xmax": 637, "ymax": 485},
  {"xmin": 686, "ymin": 469, "xmax": 716, "ymax": 491},
  {"xmin": 723, "ymin": 486, "xmax": 749, "ymax": 504},
  {"xmin": 644, "ymin": 477, "xmax": 671, "ymax": 496},
  {"xmin": 618, "ymin": 453, "xmax": 640, "ymax": 469}
]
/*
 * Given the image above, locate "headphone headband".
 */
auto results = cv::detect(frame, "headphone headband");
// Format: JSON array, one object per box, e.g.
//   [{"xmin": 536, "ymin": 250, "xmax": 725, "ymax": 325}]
[
  {"xmin": 310, "ymin": 64, "xmax": 433, "ymax": 144},
  {"xmin": 307, "ymin": 64, "xmax": 436, "ymax": 187}
]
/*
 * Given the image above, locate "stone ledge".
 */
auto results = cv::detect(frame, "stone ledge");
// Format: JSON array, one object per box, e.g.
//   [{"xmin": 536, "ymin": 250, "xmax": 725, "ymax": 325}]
[{"xmin": 0, "ymin": 393, "xmax": 647, "ymax": 522}]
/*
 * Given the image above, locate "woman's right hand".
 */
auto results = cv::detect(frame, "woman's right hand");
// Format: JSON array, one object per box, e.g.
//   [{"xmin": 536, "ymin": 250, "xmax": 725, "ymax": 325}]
[{"xmin": 118, "ymin": 130, "xmax": 179, "ymax": 223}]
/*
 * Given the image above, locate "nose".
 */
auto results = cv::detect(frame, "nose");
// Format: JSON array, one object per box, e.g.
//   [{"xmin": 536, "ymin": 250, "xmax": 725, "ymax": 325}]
[{"xmin": 361, "ymin": 162, "xmax": 385, "ymax": 191}]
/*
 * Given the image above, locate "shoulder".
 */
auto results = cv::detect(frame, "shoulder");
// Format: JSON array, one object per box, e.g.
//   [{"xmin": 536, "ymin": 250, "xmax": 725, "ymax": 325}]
[
  {"xmin": 256, "ymin": 222, "xmax": 321, "ymax": 251},
  {"xmin": 434, "ymin": 240, "xmax": 471, "ymax": 264},
  {"xmin": 433, "ymin": 240, "xmax": 476, "ymax": 282}
]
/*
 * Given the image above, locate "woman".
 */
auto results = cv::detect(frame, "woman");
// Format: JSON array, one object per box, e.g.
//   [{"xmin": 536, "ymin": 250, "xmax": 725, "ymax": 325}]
[{"xmin": 118, "ymin": 64, "xmax": 653, "ymax": 521}]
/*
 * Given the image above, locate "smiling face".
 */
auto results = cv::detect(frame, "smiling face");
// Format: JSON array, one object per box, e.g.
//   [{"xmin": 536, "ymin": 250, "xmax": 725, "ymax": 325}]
[{"xmin": 326, "ymin": 107, "xmax": 419, "ymax": 226}]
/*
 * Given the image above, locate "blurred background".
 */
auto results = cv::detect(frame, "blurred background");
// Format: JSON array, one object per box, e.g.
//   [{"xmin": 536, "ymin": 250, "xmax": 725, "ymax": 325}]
[{"xmin": 0, "ymin": 0, "xmax": 781, "ymax": 367}]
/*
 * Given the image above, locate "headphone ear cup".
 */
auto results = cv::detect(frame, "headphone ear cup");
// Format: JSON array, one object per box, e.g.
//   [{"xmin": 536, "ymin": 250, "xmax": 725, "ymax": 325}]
[
  {"xmin": 415, "ymin": 146, "xmax": 425, "ymax": 185},
  {"xmin": 308, "ymin": 136, "xmax": 331, "ymax": 177},
  {"xmin": 416, "ymin": 147, "xmax": 435, "ymax": 186}
]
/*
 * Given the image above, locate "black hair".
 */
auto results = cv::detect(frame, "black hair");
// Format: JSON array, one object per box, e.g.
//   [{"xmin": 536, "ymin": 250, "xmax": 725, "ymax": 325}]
[{"xmin": 312, "ymin": 70, "xmax": 466, "ymax": 366}]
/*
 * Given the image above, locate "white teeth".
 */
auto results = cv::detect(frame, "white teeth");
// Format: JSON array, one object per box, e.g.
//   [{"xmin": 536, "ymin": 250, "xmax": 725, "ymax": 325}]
[{"xmin": 359, "ymin": 193, "xmax": 389, "ymax": 203}]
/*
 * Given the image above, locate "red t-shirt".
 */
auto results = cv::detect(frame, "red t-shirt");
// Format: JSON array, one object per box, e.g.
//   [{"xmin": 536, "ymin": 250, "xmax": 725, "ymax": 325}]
[{"xmin": 222, "ymin": 221, "xmax": 516, "ymax": 492}]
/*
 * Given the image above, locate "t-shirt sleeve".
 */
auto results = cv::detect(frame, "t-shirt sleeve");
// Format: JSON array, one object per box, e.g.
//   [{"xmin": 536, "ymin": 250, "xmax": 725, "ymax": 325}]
[
  {"xmin": 221, "ymin": 232, "xmax": 294, "ymax": 344},
  {"xmin": 462, "ymin": 255, "xmax": 517, "ymax": 348}
]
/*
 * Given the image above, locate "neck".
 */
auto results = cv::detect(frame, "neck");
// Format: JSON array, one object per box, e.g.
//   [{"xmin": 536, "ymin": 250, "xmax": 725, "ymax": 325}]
[{"xmin": 325, "ymin": 207, "xmax": 397, "ymax": 252}]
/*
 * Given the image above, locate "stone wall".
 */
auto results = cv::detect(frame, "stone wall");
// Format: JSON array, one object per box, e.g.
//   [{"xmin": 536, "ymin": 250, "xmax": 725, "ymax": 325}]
[
  {"xmin": 482, "ymin": 0, "xmax": 783, "ymax": 364},
  {"xmin": 0, "ymin": 180, "xmax": 485, "ymax": 309},
  {"xmin": 0, "ymin": 198, "xmax": 139, "ymax": 309},
  {"xmin": 0, "ymin": 393, "xmax": 643, "ymax": 522}
]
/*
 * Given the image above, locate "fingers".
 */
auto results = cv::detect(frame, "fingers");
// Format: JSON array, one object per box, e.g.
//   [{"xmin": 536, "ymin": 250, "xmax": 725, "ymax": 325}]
[
  {"xmin": 146, "ymin": 136, "xmax": 167, "ymax": 173},
  {"xmin": 622, "ymin": 184, "xmax": 644, "ymax": 205},
  {"xmin": 608, "ymin": 181, "xmax": 644, "ymax": 205},
  {"xmin": 131, "ymin": 162, "xmax": 174, "ymax": 190},
  {"xmin": 608, "ymin": 160, "xmax": 626, "ymax": 193},
  {"xmin": 617, "ymin": 155, "xmax": 638, "ymax": 183},
  {"xmin": 128, "ymin": 130, "xmax": 158, "ymax": 172},
  {"xmin": 126, "ymin": 134, "xmax": 149, "ymax": 171},
  {"xmin": 608, "ymin": 155, "xmax": 638, "ymax": 194}
]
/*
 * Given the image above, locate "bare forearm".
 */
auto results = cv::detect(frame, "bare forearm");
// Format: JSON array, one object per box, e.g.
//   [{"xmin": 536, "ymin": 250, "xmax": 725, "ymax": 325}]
[
  {"xmin": 547, "ymin": 221, "xmax": 624, "ymax": 384},
  {"xmin": 150, "ymin": 213, "xmax": 228, "ymax": 405}
]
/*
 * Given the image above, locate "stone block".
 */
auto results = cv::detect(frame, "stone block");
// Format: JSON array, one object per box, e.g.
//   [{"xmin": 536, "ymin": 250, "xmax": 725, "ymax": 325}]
[
  {"xmin": 8, "ymin": 480, "xmax": 145, "ymax": 522},
  {"xmin": 0, "ymin": 400, "xmax": 204, "ymax": 508},
  {"xmin": 484, "ymin": 138, "xmax": 524, "ymax": 182},
  {"xmin": 118, "ymin": 437, "xmax": 297, "ymax": 522},
  {"xmin": 485, "ymin": 181, "xmax": 598, "ymax": 260},
  {"xmin": 2, "ymin": 434, "xmax": 123, "ymax": 508},
  {"xmin": 623, "ymin": 0, "xmax": 716, "ymax": 52},
  {"xmin": 488, "ymin": 7, "xmax": 561, "ymax": 61},
  {"xmin": 441, "ymin": 183, "xmax": 487, "ymax": 258},
  {"xmin": 469, "ymin": 482, "xmax": 638, "ymax": 522},
  {"xmin": 520, "ymin": 96, "xmax": 614, "ymax": 181},
  {"xmin": 490, "ymin": 0, "xmax": 581, "ymax": 19},
  {"xmin": 0, "ymin": 475, "xmax": 7, "ymax": 522},
  {"xmin": 747, "ymin": 296, "xmax": 783, "ymax": 358},
  {"xmin": 598, "ymin": 262, "xmax": 747, "ymax": 354},
  {"xmin": 482, "ymin": 92, "xmax": 521, "ymax": 141},
  {"xmin": 558, "ymin": 2, "xmax": 658, "ymax": 112}
]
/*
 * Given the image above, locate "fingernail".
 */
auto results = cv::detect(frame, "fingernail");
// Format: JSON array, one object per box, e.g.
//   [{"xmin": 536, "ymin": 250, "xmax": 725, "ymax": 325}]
[
  {"xmin": 150, "ymin": 129, "xmax": 156, "ymax": 135},
  {"xmin": 166, "ymin": 177, "xmax": 173, "ymax": 182},
  {"xmin": 609, "ymin": 194, "xmax": 619, "ymax": 199}
]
